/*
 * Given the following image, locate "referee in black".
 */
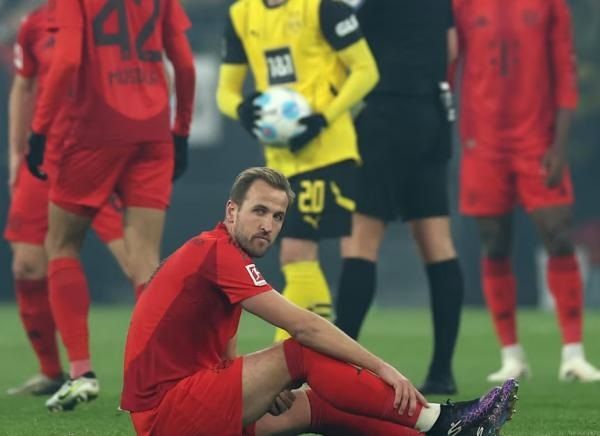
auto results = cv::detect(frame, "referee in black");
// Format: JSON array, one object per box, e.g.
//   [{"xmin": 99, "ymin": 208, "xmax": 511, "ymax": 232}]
[{"xmin": 335, "ymin": 0, "xmax": 464, "ymax": 395}]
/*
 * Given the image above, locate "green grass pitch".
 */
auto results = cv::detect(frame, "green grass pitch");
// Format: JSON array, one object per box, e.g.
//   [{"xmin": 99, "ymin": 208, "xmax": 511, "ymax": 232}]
[{"xmin": 0, "ymin": 305, "xmax": 598, "ymax": 435}]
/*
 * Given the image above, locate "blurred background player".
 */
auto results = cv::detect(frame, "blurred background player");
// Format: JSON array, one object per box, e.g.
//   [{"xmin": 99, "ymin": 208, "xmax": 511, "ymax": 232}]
[
  {"xmin": 334, "ymin": 0, "xmax": 464, "ymax": 395},
  {"xmin": 121, "ymin": 166, "xmax": 518, "ymax": 436},
  {"xmin": 25, "ymin": 0, "xmax": 196, "ymax": 410},
  {"xmin": 216, "ymin": 0, "xmax": 379, "ymax": 341},
  {"xmin": 4, "ymin": 2, "xmax": 130, "ymax": 396},
  {"xmin": 452, "ymin": 0, "xmax": 600, "ymax": 382}
]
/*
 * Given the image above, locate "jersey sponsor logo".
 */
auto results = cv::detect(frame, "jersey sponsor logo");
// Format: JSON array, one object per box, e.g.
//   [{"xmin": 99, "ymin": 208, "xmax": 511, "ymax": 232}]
[
  {"xmin": 246, "ymin": 264, "xmax": 267, "ymax": 287},
  {"xmin": 13, "ymin": 43, "xmax": 23, "ymax": 70},
  {"xmin": 335, "ymin": 15, "xmax": 359, "ymax": 37},
  {"xmin": 265, "ymin": 47, "xmax": 297, "ymax": 85}
]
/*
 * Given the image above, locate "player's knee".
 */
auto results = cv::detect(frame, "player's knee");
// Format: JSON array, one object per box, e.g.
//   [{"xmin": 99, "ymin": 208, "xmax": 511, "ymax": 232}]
[
  {"xmin": 479, "ymin": 229, "xmax": 511, "ymax": 258},
  {"xmin": 543, "ymin": 229, "xmax": 574, "ymax": 257},
  {"xmin": 128, "ymin": 254, "xmax": 159, "ymax": 285},
  {"xmin": 12, "ymin": 254, "xmax": 46, "ymax": 280}
]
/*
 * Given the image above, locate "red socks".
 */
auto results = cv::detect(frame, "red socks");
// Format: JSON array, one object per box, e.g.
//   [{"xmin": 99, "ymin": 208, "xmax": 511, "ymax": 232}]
[
  {"xmin": 307, "ymin": 389, "xmax": 422, "ymax": 435},
  {"xmin": 547, "ymin": 255, "xmax": 583, "ymax": 344},
  {"xmin": 14, "ymin": 279, "xmax": 62, "ymax": 378},
  {"xmin": 482, "ymin": 258, "xmax": 517, "ymax": 346},
  {"xmin": 283, "ymin": 339, "xmax": 421, "ymax": 429},
  {"xmin": 48, "ymin": 258, "xmax": 91, "ymax": 367}
]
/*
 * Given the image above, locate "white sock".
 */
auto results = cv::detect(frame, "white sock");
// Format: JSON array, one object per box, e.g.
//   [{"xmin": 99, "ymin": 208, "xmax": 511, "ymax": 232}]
[
  {"xmin": 415, "ymin": 403, "xmax": 441, "ymax": 432},
  {"xmin": 501, "ymin": 344, "xmax": 525, "ymax": 362},
  {"xmin": 562, "ymin": 343, "xmax": 584, "ymax": 361}
]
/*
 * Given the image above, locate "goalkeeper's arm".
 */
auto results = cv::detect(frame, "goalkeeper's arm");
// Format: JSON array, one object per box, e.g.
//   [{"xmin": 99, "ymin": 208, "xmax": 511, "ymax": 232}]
[{"xmin": 322, "ymin": 38, "xmax": 379, "ymax": 124}]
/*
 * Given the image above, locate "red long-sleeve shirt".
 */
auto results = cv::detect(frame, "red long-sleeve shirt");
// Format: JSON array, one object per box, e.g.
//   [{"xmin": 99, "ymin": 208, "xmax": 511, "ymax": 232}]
[
  {"xmin": 454, "ymin": 0, "xmax": 578, "ymax": 152},
  {"xmin": 32, "ymin": 0, "xmax": 196, "ymax": 145}
]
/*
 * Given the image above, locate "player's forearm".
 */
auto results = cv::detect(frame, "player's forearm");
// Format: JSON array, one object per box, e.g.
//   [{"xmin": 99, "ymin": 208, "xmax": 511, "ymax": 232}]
[
  {"xmin": 323, "ymin": 39, "xmax": 379, "ymax": 123},
  {"xmin": 216, "ymin": 64, "xmax": 247, "ymax": 120},
  {"xmin": 165, "ymin": 33, "xmax": 196, "ymax": 136},
  {"xmin": 552, "ymin": 108, "xmax": 574, "ymax": 153},
  {"xmin": 32, "ymin": 28, "xmax": 81, "ymax": 134},
  {"xmin": 8, "ymin": 76, "xmax": 35, "ymax": 159},
  {"xmin": 292, "ymin": 311, "xmax": 386, "ymax": 375}
]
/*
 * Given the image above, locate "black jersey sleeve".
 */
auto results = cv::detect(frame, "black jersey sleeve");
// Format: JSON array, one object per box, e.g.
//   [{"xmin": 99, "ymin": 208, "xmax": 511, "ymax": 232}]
[
  {"xmin": 221, "ymin": 12, "xmax": 247, "ymax": 64},
  {"xmin": 320, "ymin": 0, "xmax": 363, "ymax": 51}
]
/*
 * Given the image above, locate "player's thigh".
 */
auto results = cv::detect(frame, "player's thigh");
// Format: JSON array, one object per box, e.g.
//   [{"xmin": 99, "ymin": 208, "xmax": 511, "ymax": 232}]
[
  {"xmin": 242, "ymin": 343, "xmax": 294, "ymax": 426},
  {"xmin": 50, "ymin": 140, "xmax": 130, "ymax": 214},
  {"xmin": 280, "ymin": 238, "xmax": 319, "ymax": 264},
  {"xmin": 409, "ymin": 216, "xmax": 456, "ymax": 263},
  {"xmin": 281, "ymin": 161, "xmax": 356, "ymax": 252},
  {"xmin": 254, "ymin": 390, "xmax": 311, "ymax": 436},
  {"xmin": 459, "ymin": 149, "xmax": 514, "ymax": 216},
  {"xmin": 46, "ymin": 202, "xmax": 92, "ymax": 258},
  {"xmin": 117, "ymin": 141, "xmax": 174, "ymax": 211},
  {"xmin": 151, "ymin": 359, "xmax": 247, "ymax": 436},
  {"xmin": 4, "ymin": 163, "xmax": 50, "ymax": 246},
  {"xmin": 514, "ymin": 152, "xmax": 574, "ymax": 213},
  {"xmin": 342, "ymin": 213, "xmax": 386, "ymax": 261}
]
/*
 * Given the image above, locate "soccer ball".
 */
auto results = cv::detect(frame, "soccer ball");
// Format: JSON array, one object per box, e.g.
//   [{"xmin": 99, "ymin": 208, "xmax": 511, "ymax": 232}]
[{"xmin": 253, "ymin": 87, "xmax": 312, "ymax": 147}]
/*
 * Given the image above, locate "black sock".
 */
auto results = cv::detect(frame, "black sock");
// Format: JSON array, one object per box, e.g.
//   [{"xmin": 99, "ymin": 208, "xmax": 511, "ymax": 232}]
[
  {"xmin": 334, "ymin": 258, "xmax": 376, "ymax": 340},
  {"xmin": 426, "ymin": 258, "xmax": 464, "ymax": 376}
]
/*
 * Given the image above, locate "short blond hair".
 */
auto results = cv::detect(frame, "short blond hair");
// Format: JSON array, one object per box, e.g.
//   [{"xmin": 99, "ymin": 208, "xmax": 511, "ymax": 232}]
[{"xmin": 230, "ymin": 167, "xmax": 295, "ymax": 206}]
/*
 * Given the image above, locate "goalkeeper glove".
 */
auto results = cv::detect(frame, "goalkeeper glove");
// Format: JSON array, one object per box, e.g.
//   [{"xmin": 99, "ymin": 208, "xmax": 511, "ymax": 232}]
[
  {"xmin": 236, "ymin": 92, "xmax": 262, "ymax": 138},
  {"xmin": 172, "ymin": 134, "xmax": 189, "ymax": 181},
  {"xmin": 289, "ymin": 113, "xmax": 327, "ymax": 153},
  {"xmin": 26, "ymin": 132, "xmax": 47, "ymax": 180}
]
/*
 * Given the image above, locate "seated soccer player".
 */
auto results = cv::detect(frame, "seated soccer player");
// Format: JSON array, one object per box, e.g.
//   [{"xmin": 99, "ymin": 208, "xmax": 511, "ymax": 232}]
[{"xmin": 121, "ymin": 167, "xmax": 518, "ymax": 435}]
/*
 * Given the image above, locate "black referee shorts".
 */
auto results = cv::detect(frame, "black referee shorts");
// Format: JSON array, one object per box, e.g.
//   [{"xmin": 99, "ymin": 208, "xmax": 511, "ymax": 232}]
[
  {"xmin": 355, "ymin": 93, "xmax": 452, "ymax": 222},
  {"xmin": 281, "ymin": 160, "xmax": 357, "ymax": 241}
]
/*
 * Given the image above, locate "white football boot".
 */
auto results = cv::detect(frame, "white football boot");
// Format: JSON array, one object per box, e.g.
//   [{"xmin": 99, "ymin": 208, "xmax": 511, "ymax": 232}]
[
  {"xmin": 45, "ymin": 373, "xmax": 99, "ymax": 411},
  {"xmin": 6, "ymin": 373, "xmax": 65, "ymax": 396},
  {"xmin": 487, "ymin": 345, "xmax": 531, "ymax": 383},
  {"xmin": 559, "ymin": 344, "xmax": 600, "ymax": 382}
]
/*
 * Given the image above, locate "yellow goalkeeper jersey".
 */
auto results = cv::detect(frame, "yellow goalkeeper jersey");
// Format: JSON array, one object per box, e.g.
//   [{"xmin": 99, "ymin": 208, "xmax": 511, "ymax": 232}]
[{"xmin": 218, "ymin": 0, "xmax": 378, "ymax": 178}]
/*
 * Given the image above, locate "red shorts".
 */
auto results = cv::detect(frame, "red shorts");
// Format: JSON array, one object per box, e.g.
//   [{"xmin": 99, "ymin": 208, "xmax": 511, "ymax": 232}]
[
  {"xmin": 4, "ymin": 162, "xmax": 124, "ymax": 245},
  {"xmin": 131, "ymin": 358, "xmax": 247, "ymax": 436},
  {"xmin": 460, "ymin": 147, "xmax": 574, "ymax": 216},
  {"xmin": 51, "ymin": 140, "xmax": 173, "ymax": 216}
]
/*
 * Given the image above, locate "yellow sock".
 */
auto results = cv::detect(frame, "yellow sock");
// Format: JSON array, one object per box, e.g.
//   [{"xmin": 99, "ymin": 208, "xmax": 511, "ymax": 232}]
[{"xmin": 274, "ymin": 261, "xmax": 333, "ymax": 342}]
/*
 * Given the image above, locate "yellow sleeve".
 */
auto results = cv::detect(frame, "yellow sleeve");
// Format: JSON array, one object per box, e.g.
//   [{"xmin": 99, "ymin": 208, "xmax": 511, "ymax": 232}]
[
  {"xmin": 323, "ymin": 39, "xmax": 379, "ymax": 124},
  {"xmin": 216, "ymin": 64, "xmax": 249, "ymax": 120}
]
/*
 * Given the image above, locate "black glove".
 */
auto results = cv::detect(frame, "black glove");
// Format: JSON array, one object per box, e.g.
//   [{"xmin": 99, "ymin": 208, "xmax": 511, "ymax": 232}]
[
  {"xmin": 172, "ymin": 134, "xmax": 189, "ymax": 181},
  {"xmin": 26, "ymin": 132, "xmax": 47, "ymax": 180},
  {"xmin": 289, "ymin": 114, "xmax": 328, "ymax": 153},
  {"xmin": 236, "ymin": 92, "xmax": 262, "ymax": 138}
]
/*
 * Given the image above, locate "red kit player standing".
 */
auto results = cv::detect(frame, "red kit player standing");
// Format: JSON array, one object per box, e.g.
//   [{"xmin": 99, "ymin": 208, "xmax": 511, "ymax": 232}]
[
  {"xmin": 452, "ymin": 0, "xmax": 600, "ymax": 382},
  {"xmin": 25, "ymin": 0, "xmax": 196, "ymax": 411},
  {"xmin": 4, "ymin": 3, "xmax": 129, "ymax": 396}
]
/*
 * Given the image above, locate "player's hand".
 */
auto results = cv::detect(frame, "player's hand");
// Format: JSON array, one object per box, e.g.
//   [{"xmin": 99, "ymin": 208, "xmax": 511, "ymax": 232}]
[
  {"xmin": 542, "ymin": 147, "xmax": 566, "ymax": 188},
  {"xmin": 289, "ymin": 113, "xmax": 328, "ymax": 153},
  {"xmin": 237, "ymin": 92, "xmax": 262, "ymax": 138},
  {"xmin": 268, "ymin": 389, "xmax": 296, "ymax": 416},
  {"xmin": 172, "ymin": 134, "xmax": 189, "ymax": 181},
  {"xmin": 26, "ymin": 133, "xmax": 47, "ymax": 180},
  {"xmin": 375, "ymin": 362, "xmax": 428, "ymax": 417}
]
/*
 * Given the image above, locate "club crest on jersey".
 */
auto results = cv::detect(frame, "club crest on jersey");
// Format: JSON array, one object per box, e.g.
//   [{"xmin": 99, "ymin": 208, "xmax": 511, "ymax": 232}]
[
  {"xmin": 246, "ymin": 264, "xmax": 267, "ymax": 286},
  {"xmin": 265, "ymin": 47, "xmax": 297, "ymax": 85}
]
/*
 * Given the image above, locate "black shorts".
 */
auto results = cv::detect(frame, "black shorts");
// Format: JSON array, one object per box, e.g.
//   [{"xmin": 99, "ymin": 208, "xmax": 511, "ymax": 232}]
[
  {"xmin": 355, "ymin": 93, "xmax": 451, "ymax": 222},
  {"xmin": 282, "ymin": 160, "xmax": 357, "ymax": 241}
]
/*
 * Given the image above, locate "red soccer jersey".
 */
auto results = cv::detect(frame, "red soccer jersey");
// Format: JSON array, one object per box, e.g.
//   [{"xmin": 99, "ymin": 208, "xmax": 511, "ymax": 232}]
[
  {"xmin": 15, "ymin": 5, "xmax": 70, "ymax": 162},
  {"xmin": 120, "ymin": 223, "xmax": 272, "ymax": 412},
  {"xmin": 37, "ymin": 0, "xmax": 190, "ymax": 146},
  {"xmin": 453, "ymin": 0, "xmax": 578, "ymax": 152}
]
